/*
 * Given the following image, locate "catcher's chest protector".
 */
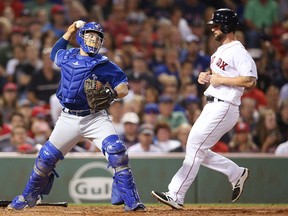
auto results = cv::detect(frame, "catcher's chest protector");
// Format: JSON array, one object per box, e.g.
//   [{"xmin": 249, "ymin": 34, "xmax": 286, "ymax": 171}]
[{"xmin": 59, "ymin": 50, "xmax": 107, "ymax": 104}]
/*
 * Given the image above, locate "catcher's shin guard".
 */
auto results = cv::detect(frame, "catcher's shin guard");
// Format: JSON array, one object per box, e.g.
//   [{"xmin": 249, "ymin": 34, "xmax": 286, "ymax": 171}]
[
  {"xmin": 14, "ymin": 141, "xmax": 63, "ymax": 209},
  {"xmin": 114, "ymin": 169, "xmax": 145, "ymax": 211},
  {"xmin": 102, "ymin": 135, "xmax": 128, "ymax": 205},
  {"xmin": 102, "ymin": 135, "xmax": 145, "ymax": 210},
  {"xmin": 111, "ymin": 180, "xmax": 124, "ymax": 205}
]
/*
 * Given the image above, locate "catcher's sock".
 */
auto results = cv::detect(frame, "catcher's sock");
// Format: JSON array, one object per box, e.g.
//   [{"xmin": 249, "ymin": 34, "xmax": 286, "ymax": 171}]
[
  {"xmin": 232, "ymin": 168, "xmax": 249, "ymax": 202},
  {"xmin": 151, "ymin": 191, "xmax": 183, "ymax": 210}
]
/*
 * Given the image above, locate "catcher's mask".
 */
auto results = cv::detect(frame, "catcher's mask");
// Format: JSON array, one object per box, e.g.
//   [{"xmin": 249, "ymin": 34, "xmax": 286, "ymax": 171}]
[
  {"xmin": 76, "ymin": 22, "xmax": 104, "ymax": 55},
  {"xmin": 207, "ymin": 8, "xmax": 239, "ymax": 34}
]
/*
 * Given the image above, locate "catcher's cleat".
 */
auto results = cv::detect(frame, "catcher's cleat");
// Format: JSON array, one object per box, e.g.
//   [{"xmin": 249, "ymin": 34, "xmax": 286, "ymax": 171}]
[
  {"xmin": 151, "ymin": 191, "xmax": 183, "ymax": 210},
  {"xmin": 124, "ymin": 203, "xmax": 146, "ymax": 212},
  {"xmin": 7, "ymin": 195, "xmax": 42, "ymax": 210},
  {"xmin": 232, "ymin": 168, "xmax": 249, "ymax": 202},
  {"xmin": 7, "ymin": 195, "xmax": 28, "ymax": 210}
]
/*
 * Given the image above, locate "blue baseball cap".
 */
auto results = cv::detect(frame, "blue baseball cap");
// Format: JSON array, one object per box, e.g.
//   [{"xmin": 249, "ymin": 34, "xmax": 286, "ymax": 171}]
[
  {"xmin": 144, "ymin": 103, "xmax": 159, "ymax": 114},
  {"xmin": 184, "ymin": 95, "xmax": 200, "ymax": 104},
  {"xmin": 159, "ymin": 95, "xmax": 173, "ymax": 103}
]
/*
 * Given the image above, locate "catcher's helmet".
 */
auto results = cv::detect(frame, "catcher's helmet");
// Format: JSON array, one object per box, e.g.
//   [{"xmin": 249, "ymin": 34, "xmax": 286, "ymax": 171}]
[
  {"xmin": 207, "ymin": 8, "xmax": 239, "ymax": 34},
  {"xmin": 76, "ymin": 22, "xmax": 104, "ymax": 54}
]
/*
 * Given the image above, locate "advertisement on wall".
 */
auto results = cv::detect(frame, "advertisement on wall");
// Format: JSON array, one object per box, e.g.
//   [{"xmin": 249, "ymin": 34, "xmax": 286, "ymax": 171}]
[{"xmin": 69, "ymin": 162, "xmax": 114, "ymax": 203}]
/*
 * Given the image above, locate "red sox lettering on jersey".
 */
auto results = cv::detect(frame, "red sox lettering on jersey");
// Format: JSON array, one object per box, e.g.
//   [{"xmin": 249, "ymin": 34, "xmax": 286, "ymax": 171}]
[
  {"xmin": 216, "ymin": 58, "xmax": 228, "ymax": 70},
  {"xmin": 211, "ymin": 56, "xmax": 228, "ymax": 71}
]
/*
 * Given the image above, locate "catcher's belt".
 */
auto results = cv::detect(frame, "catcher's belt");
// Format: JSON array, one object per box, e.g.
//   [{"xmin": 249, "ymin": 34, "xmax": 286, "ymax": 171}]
[{"xmin": 62, "ymin": 108, "xmax": 99, "ymax": 117}]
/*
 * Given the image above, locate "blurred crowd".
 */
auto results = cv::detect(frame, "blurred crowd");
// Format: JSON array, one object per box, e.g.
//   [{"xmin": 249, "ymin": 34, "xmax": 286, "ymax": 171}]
[{"xmin": 0, "ymin": 0, "xmax": 287, "ymax": 155}]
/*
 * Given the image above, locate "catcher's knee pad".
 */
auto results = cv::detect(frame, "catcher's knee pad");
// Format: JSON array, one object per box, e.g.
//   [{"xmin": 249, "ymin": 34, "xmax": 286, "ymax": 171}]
[
  {"xmin": 102, "ymin": 135, "xmax": 128, "ymax": 168},
  {"xmin": 113, "ymin": 169, "xmax": 143, "ymax": 210},
  {"xmin": 22, "ymin": 141, "xmax": 63, "ymax": 207}
]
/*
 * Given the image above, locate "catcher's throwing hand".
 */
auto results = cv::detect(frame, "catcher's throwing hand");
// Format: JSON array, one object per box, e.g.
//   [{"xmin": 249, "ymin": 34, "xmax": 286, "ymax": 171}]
[{"xmin": 84, "ymin": 78, "xmax": 118, "ymax": 110}]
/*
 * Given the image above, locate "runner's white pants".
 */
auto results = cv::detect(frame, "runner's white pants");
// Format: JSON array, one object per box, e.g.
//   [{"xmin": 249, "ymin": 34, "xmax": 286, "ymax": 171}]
[{"xmin": 168, "ymin": 102, "xmax": 245, "ymax": 204}]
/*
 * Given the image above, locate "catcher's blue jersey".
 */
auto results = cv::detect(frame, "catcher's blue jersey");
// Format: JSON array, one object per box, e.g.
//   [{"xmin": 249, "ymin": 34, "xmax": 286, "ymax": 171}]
[{"xmin": 50, "ymin": 38, "xmax": 128, "ymax": 110}]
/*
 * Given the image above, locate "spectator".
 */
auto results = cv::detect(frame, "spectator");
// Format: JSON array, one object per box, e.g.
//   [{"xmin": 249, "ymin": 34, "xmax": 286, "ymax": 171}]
[
  {"xmin": 239, "ymin": 97, "xmax": 259, "ymax": 134},
  {"xmin": 242, "ymin": 86, "xmax": 267, "ymax": 111},
  {"xmin": 211, "ymin": 140, "xmax": 229, "ymax": 153},
  {"xmin": 274, "ymin": 55, "xmax": 288, "ymax": 89},
  {"xmin": 161, "ymin": 84, "xmax": 184, "ymax": 112},
  {"xmin": 265, "ymin": 85, "xmax": 280, "ymax": 113},
  {"xmin": 0, "ymin": 125, "xmax": 36, "ymax": 153},
  {"xmin": 179, "ymin": 32, "xmax": 210, "ymax": 79},
  {"xmin": 178, "ymin": 0, "xmax": 207, "ymax": 28},
  {"xmin": 127, "ymin": 123, "xmax": 161, "ymax": 153},
  {"xmin": 126, "ymin": 53, "xmax": 156, "ymax": 90},
  {"xmin": 6, "ymin": 44, "xmax": 26, "ymax": 82},
  {"xmin": 7, "ymin": 111, "xmax": 26, "ymax": 132},
  {"xmin": 30, "ymin": 116, "xmax": 52, "ymax": 145},
  {"xmin": 154, "ymin": 48, "xmax": 180, "ymax": 88},
  {"xmin": 0, "ymin": 112, "xmax": 10, "ymax": 136},
  {"xmin": 13, "ymin": 63, "xmax": 36, "ymax": 100},
  {"xmin": 27, "ymin": 47, "xmax": 61, "ymax": 106},
  {"xmin": 154, "ymin": 121, "xmax": 181, "ymax": 152},
  {"xmin": 169, "ymin": 7, "xmax": 191, "ymax": 41},
  {"xmin": 188, "ymin": 17, "xmax": 207, "ymax": 49},
  {"xmin": 149, "ymin": 41, "xmax": 166, "ymax": 78},
  {"xmin": 170, "ymin": 123, "xmax": 192, "ymax": 152},
  {"xmin": 143, "ymin": 86, "xmax": 159, "ymax": 104},
  {"xmin": 17, "ymin": 99, "xmax": 33, "ymax": 129},
  {"xmin": 0, "ymin": 82, "xmax": 19, "ymax": 123},
  {"xmin": 105, "ymin": 4, "xmax": 129, "ymax": 48},
  {"xmin": 0, "ymin": 0, "xmax": 24, "ymax": 18},
  {"xmin": 180, "ymin": 82, "xmax": 199, "ymax": 101},
  {"xmin": 248, "ymin": 48, "xmax": 271, "ymax": 92},
  {"xmin": 254, "ymin": 109, "xmax": 282, "ymax": 153},
  {"xmin": 157, "ymin": 95, "xmax": 188, "ymax": 138},
  {"xmin": 24, "ymin": 0, "xmax": 53, "ymax": 16},
  {"xmin": 180, "ymin": 94, "xmax": 201, "ymax": 125},
  {"xmin": 119, "ymin": 112, "xmax": 140, "ymax": 148},
  {"xmin": 123, "ymin": 95, "xmax": 144, "ymax": 116},
  {"xmin": 0, "ymin": 25, "xmax": 26, "ymax": 69},
  {"xmin": 14, "ymin": 8, "xmax": 33, "ymax": 33},
  {"xmin": 178, "ymin": 60, "xmax": 196, "ymax": 91},
  {"xmin": 27, "ymin": 20, "xmax": 44, "ymax": 49},
  {"xmin": 229, "ymin": 121, "xmax": 259, "ymax": 153},
  {"xmin": 108, "ymin": 100, "xmax": 125, "ymax": 135},
  {"xmin": 24, "ymin": 41, "xmax": 43, "ymax": 72},
  {"xmin": 30, "ymin": 105, "xmax": 51, "ymax": 131},
  {"xmin": 142, "ymin": 103, "xmax": 159, "ymax": 125},
  {"xmin": 243, "ymin": 0, "xmax": 279, "ymax": 48},
  {"xmin": 64, "ymin": 0, "xmax": 88, "ymax": 23},
  {"xmin": 277, "ymin": 99, "xmax": 288, "ymax": 143},
  {"xmin": 41, "ymin": 4, "xmax": 67, "ymax": 39}
]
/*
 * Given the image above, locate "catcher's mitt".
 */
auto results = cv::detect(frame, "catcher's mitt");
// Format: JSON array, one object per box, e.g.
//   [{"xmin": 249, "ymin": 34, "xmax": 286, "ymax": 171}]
[{"xmin": 84, "ymin": 78, "xmax": 117, "ymax": 110}]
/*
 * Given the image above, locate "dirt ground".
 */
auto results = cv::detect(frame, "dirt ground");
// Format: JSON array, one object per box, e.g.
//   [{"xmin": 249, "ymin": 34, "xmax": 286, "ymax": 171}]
[{"xmin": 1, "ymin": 205, "xmax": 288, "ymax": 216}]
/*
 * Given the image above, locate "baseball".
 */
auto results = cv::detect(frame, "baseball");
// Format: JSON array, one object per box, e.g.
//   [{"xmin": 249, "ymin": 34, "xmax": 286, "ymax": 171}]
[{"xmin": 75, "ymin": 20, "xmax": 85, "ymax": 28}]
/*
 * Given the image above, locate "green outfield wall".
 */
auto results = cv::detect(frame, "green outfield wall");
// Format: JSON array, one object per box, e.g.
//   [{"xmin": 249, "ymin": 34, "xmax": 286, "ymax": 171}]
[{"xmin": 0, "ymin": 153, "xmax": 287, "ymax": 204}]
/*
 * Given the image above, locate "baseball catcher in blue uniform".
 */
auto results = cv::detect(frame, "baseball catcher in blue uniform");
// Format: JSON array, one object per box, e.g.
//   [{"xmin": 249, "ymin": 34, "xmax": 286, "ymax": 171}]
[{"xmin": 8, "ymin": 21, "xmax": 146, "ymax": 212}]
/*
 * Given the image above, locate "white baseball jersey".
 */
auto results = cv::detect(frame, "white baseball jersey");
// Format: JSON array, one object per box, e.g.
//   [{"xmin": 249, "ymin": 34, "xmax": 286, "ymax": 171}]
[{"xmin": 204, "ymin": 41, "xmax": 257, "ymax": 106}]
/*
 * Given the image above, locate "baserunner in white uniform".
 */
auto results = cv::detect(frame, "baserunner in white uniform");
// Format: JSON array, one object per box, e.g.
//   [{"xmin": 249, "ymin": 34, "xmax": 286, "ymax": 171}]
[{"xmin": 152, "ymin": 8, "xmax": 257, "ymax": 209}]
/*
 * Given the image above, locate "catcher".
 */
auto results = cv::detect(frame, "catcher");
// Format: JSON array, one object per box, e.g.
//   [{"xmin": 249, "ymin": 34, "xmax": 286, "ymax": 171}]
[{"xmin": 8, "ymin": 21, "xmax": 146, "ymax": 212}]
